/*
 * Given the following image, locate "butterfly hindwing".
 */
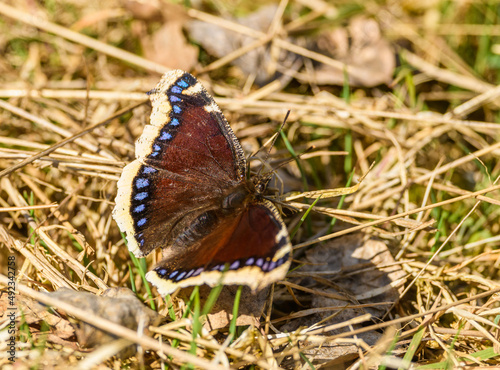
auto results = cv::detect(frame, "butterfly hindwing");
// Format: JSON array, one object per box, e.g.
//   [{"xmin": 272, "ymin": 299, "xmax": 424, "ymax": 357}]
[{"xmin": 147, "ymin": 200, "xmax": 291, "ymax": 295}]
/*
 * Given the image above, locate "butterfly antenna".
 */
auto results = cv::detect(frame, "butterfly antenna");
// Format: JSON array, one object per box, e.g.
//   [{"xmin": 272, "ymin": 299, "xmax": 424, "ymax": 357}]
[
  {"xmin": 265, "ymin": 145, "xmax": 315, "ymax": 175},
  {"xmin": 255, "ymin": 146, "xmax": 315, "ymax": 195},
  {"xmin": 256, "ymin": 110, "xmax": 291, "ymax": 178}
]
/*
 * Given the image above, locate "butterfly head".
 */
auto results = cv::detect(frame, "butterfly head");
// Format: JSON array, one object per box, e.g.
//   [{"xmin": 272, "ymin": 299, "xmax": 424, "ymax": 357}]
[
  {"xmin": 221, "ymin": 175, "xmax": 271, "ymax": 212},
  {"xmin": 252, "ymin": 172, "xmax": 273, "ymax": 196}
]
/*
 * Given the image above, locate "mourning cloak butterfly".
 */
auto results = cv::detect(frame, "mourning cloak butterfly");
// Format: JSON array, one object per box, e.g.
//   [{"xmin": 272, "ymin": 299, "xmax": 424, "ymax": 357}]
[{"xmin": 113, "ymin": 70, "xmax": 291, "ymax": 295}]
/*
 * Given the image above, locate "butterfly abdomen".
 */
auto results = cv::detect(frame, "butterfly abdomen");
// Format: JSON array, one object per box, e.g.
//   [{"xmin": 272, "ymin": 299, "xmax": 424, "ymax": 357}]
[{"xmin": 172, "ymin": 210, "xmax": 218, "ymax": 248}]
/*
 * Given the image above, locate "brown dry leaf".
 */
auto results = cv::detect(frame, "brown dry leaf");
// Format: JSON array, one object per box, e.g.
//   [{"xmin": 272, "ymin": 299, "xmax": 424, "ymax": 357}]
[
  {"xmin": 312, "ymin": 16, "xmax": 395, "ymax": 87},
  {"xmin": 187, "ymin": 5, "xmax": 298, "ymax": 85},
  {"xmin": 142, "ymin": 22, "xmax": 198, "ymax": 71},
  {"xmin": 137, "ymin": 4, "xmax": 198, "ymax": 71},
  {"xmin": 303, "ymin": 233, "xmax": 405, "ymax": 318},
  {"xmin": 123, "ymin": 0, "xmax": 163, "ymax": 22},
  {"xmin": 302, "ymin": 332, "xmax": 382, "ymax": 368},
  {"xmin": 1, "ymin": 292, "xmax": 75, "ymax": 343},
  {"xmin": 282, "ymin": 233, "xmax": 406, "ymax": 365}
]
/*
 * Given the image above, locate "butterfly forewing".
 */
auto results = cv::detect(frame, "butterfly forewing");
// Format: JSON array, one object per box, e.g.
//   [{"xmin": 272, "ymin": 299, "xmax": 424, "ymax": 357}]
[
  {"xmin": 139, "ymin": 71, "xmax": 246, "ymax": 182},
  {"xmin": 114, "ymin": 71, "xmax": 245, "ymax": 256}
]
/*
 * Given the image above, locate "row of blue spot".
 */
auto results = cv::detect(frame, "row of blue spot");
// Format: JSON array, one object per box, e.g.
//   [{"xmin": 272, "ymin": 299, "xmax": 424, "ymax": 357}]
[
  {"xmin": 149, "ymin": 76, "xmax": 192, "ymax": 158},
  {"xmin": 132, "ymin": 165, "xmax": 158, "ymax": 230},
  {"xmin": 155, "ymin": 253, "xmax": 290, "ymax": 283},
  {"xmin": 130, "ymin": 75, "xmax": 196, "ymax": 246}
]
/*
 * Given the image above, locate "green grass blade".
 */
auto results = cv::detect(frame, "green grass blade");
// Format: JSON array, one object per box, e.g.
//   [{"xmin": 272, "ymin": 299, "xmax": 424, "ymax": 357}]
[{"xmin": 228, "ymin": 285, "xmax": 243, "ymax": 341}]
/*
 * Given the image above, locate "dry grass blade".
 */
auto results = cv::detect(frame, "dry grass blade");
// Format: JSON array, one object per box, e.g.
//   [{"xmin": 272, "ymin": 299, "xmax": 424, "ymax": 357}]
[
  {"xmin": 285, "ymin": 182, "xmax": 361, "ymax": 201},
  {"xmin": 0, "ymin": 101, "xmax": 144, "ymax": 178},
  {"xmin": 0, "ymin": 2, "xmax": 170, "ymax": 74},
  {"xmin": 294, "ymin": 183, "xmax": 500, "ymax": 250}
]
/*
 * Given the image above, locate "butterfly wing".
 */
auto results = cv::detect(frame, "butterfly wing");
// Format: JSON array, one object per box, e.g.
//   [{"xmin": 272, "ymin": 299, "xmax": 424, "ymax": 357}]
[
  {"xmin": 113, "ymin": 71, "xmax": 246, "ymax": 257},
  {"xmin": 146, "ymin": 200, "xmax": 292, "ymax": 295},
  {"xmin": 138, "ymin": 71, "xmax": 246, "ymax": 181}
]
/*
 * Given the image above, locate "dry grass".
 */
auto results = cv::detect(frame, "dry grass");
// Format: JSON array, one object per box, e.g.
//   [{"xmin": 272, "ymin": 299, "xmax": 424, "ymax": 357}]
[{"xmin": 1, "ymin": 0, "xmax": 500, "ymax": 369}]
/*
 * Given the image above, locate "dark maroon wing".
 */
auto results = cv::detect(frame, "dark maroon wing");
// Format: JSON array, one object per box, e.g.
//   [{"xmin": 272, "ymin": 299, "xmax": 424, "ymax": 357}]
[
  {"xmin": 146, "ymin": 200, "xmax": 292, "ymax": 295},
  {"xmin": 113, "ymin": 70, "xmax": 246, "ymax": 257}
]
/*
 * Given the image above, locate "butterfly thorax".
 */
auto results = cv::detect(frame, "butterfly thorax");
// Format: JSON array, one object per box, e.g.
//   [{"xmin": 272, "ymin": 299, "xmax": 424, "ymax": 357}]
[{"xmin": 221, "ymin": 181, "xmax": 254, "ymax": 211}]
